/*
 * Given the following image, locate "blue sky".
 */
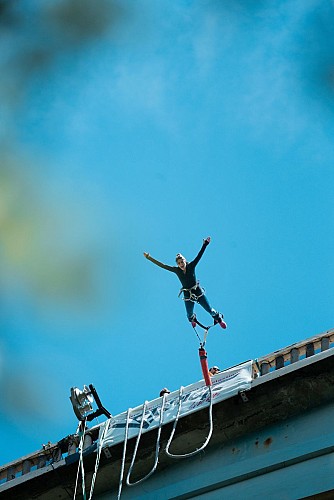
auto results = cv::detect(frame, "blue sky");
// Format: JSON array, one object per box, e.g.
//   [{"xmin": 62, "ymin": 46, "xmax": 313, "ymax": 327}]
[{"xmin": 1, "ymin": 0, "xmax": 333, "ymax": 466}]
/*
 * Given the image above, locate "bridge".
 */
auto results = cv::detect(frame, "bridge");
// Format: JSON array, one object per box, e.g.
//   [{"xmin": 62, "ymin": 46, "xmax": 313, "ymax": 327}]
[{"xmin": 1, "ymin": 328, "xmax": 334, "ymax": 499}]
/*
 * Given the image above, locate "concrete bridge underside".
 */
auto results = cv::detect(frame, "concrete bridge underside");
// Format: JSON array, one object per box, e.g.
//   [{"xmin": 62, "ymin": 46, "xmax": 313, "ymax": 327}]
[{"xmin": 2, "ymin": 348, "xmax": 334, "ymax": 500}]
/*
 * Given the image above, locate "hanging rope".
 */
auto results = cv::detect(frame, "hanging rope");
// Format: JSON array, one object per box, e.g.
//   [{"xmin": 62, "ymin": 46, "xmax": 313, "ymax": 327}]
[
  {"xmin": 110, "ymin": 381, "xmax": 215, "ymax": 496},
  {"xmin": 126, "ymin": 394, "xmax": 167, "ymax": 487},
  {"xmin": 165, "ymin": 385, "xmax": 214, "ymax": 459},
  {"xmin": 117, "ymin": 408, "xmax": 132, "ymax": 500},
  {"xmin": 108, "ymin": 318, "xmax": 217, "ymax": 497},
  {"xmin": 73, "ymin": 419, "xmax": 87, "ymax": 500},
  {"xmin": 88, "ymin": 419, "xmax": 111, "ymax": 500}
]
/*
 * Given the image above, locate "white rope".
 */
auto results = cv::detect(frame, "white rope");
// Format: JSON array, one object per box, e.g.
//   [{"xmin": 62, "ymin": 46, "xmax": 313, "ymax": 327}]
[
  {"xmin": 73, "ymin": 420, "xmax": 87, "ymax": 500},
  {"xmin": 73, "ymin": 445, "xmax": 81, "ymax": 499},
  {"xmin": 88, "ymin": 419, "xmax": 111, "ymax": 500},
  {"xmin": 117, "ymin": 408, "xmax": 132, "ymax": 500},
  {"xmin": 126, "ymin": 395, "xmax": 167, "ymax": 487},
  {"xmin": 165, "ymin": 385, "xmax": 214, "ymax": 459},
  {"xmin": 114, "ymin": 385, "xmax": 214, "ymax": 496}
]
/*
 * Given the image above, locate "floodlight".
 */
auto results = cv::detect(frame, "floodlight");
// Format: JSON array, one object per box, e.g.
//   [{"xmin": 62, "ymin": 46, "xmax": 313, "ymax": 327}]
[
  {"xmin": 74, "ymin": 385, "xmax": 94, "ymax": 406},
  {"xmin": 70, "ymin": 386, "xmax": 94, "ymax": 421},
  {"xmin": 69, "ymin": 384, "xmax": 112, "ymax": 422}
]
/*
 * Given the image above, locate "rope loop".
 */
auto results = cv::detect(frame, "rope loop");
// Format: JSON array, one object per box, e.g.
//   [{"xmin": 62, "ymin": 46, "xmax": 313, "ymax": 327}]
[
  {"xmin": 126, "ymin": 394, "xmax": 167, "ymax": 486},
  {"xmin": 165, "ymin": 385, "xmax": 214, "ymax": 459}
]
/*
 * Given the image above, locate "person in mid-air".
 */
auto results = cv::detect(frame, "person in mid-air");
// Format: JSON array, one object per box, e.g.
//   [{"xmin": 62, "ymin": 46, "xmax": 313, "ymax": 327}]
[{"xmin": 143, "ymin": 237, "xmax": 226, "ymax": 329}]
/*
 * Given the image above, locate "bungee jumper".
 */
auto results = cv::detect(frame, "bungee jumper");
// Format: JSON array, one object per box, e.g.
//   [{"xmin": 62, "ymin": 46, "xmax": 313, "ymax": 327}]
[{"xmin": 143, "ymin": 237, "xmax": 227, "ymax": 330}]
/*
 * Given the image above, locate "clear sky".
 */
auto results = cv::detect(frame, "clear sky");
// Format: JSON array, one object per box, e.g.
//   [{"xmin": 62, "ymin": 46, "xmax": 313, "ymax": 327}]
[{"xmin": 1, "ymin": 0, "xmax": 333, "ymax": 466}]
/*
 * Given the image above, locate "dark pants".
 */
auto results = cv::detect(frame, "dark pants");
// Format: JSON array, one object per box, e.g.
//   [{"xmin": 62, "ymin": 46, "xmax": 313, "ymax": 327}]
[{"xmin": 184, "ymin": 289, "xmax": 217, "ymax": 321}]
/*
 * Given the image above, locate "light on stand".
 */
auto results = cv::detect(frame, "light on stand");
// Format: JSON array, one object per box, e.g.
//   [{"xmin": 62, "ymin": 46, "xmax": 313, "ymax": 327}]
[{"xmin": 70, "ymin": 384, "xmax": 111, "ymax": 422}]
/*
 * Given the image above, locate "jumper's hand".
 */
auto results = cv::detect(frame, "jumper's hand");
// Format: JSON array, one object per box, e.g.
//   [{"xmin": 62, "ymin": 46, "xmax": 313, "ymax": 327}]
[
  {"xmin": 143, "ymin": 252, "xmax": 150, "ymax": 258},
  {"xmin": 204, "ymin": 236, "xmax": 211, "ymax": 245}
]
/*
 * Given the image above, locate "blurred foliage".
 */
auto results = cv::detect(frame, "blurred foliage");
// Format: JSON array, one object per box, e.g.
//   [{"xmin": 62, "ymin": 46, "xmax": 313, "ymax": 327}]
[
  {"xmin": 1, "ymin": 367, "xmax": 42, "ymax": 417},
  {"xmin": 0, "ymin": 0, "xmax": 126, "ymax": 302},
  {"xmin": 0, "ymin": 0, "xmax": 124, "ymax": 107},
  {"xmin": 0, "ymin": 154, "xmax": 97, "ymax": 303}
]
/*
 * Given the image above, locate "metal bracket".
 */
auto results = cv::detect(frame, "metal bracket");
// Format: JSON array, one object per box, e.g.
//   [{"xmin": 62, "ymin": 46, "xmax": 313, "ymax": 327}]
[{"xmin": 239, "ymin": 391, "xmax": 249, "ymax": 403}]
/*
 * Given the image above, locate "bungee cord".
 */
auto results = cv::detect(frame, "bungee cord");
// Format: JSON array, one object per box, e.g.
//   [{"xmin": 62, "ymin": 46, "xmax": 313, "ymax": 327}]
[
  {"xmin": 88, "ymin": 383, "xmax": 214, "ymax": 499},
  {"xmin": 73, "ymin": 384, "xmax": 215, "ymax": 499},
  {"xmin": 88, "ymin": 419, "xmax": 111, "ymax": 500},
  {"xmin": 165, "ymin": 385, "xmax": 214, "ymax": 459},
  {"xmin": 73, "ymin": 419, "xmax": 87, "ymax": 500},
  {"xmin": 82, "ymin": 317, "xmax": 218, "ymax": 498},
  {"xmin": 117, "ymin": 408, "xmax": 132, "ymax": 500},
  {"xmin": 126, "ymin": 394, "xmax": 167, "ymax": 487}
]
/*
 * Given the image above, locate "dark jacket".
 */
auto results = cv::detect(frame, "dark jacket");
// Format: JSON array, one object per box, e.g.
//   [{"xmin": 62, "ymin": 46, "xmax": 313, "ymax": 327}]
[{"xmin": 146, "ymin": 241, "xmax": 208, "ymax": 290}]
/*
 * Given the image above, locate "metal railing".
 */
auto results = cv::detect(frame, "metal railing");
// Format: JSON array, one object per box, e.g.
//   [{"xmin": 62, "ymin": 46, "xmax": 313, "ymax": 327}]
[
  {"xmin": 0, "ymin": 432, "xmax": 95, "ymax": 486},
  {"xmin": 254, "ymin": 328, "xmax": 334, "ymax": 376}
]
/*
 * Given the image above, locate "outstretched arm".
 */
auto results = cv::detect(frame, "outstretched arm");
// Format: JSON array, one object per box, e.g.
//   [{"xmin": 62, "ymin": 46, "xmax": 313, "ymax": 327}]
[
  {"xmin": 191, "ymin": 236, "xmax": 211, "ymax": 267},
  {"xmin": 143, "ymin": 252, "xmax": 175, "ymax": 272}
]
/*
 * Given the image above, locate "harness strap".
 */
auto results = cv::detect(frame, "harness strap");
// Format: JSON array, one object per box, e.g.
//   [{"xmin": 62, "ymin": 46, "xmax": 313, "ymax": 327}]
[
  {"xmin": 194, "ymin": 317, "xmax": 211, "ymax": 330},
  {"xmin": 191, "ymin": 317, "xmax": 214, "ymax": 347},
  {"xmin": 178, "ymin": 282, "xmax": 205, "ymax": 302}
]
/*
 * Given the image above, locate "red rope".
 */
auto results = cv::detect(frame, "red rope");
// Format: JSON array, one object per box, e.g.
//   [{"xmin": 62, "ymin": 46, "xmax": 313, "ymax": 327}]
[{"xmin": 199, "ymin": 347, "xmax": 212, "ymax": 387}]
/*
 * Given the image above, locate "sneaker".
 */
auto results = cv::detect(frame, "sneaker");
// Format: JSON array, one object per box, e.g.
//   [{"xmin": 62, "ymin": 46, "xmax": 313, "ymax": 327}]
[
  {"xmin": 189, "ymin": 314, "xmax": 197, "ymax": 328},
  {"xmin": 214, "ymin": 313, "xmax": 227, "ymax": 329}
]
